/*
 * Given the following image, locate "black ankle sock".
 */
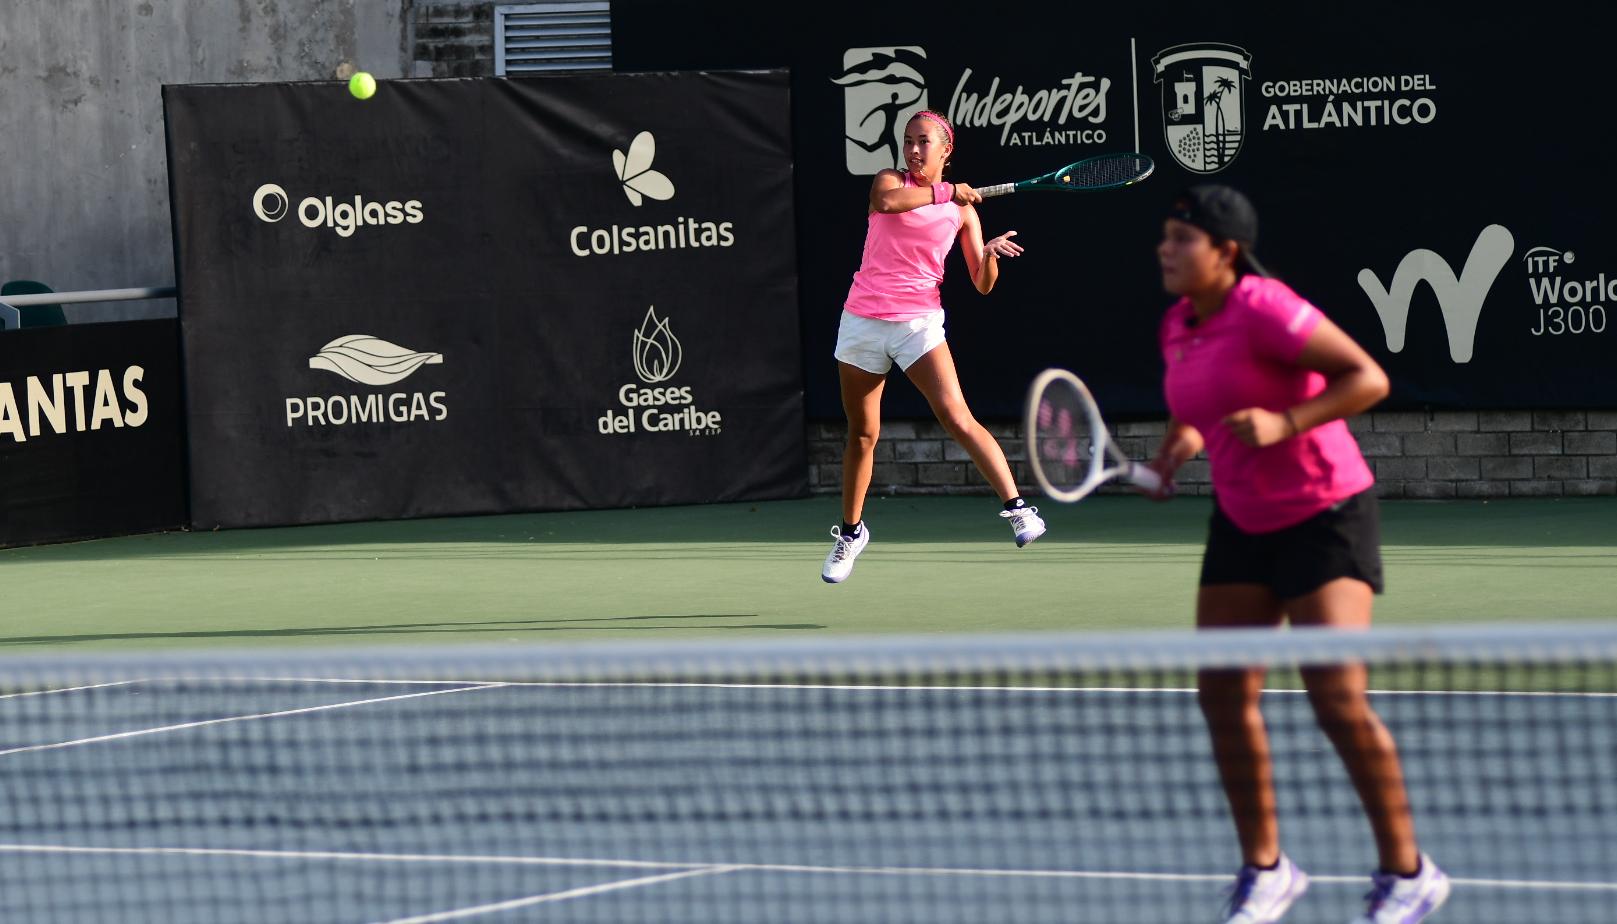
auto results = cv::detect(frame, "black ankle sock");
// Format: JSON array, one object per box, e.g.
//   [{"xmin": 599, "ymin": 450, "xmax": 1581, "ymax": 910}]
[
  {"xmin": 840, "ymin": 520, "xmax": 862, "ymax": 539},
  {"xmin": 1003, "ymin": 497, "xmax": 1027, "ymax": 511},
  {"xmin": 1256, "ymin": 857, "xmax": 1281, "ymax": 872}
]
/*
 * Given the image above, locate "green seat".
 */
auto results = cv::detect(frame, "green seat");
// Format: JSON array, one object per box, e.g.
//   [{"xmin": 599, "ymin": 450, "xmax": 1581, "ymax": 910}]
[{"xmin": 0, "ymin": 280, "xmax": 68, "ymax": 328}]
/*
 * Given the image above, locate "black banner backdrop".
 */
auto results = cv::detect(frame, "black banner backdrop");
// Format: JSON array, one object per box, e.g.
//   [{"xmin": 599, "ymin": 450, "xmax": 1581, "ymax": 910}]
[
  {"xmin": 0, "ymin": 320, "xmax": 186, "ymax": 547},
  {"xmin": 613, "ymin": 2, "xmax": 1616, "ymax": 419},
  {"xmin": 165, "ymin": 71, "xmax": 804, "ymax": 529}
]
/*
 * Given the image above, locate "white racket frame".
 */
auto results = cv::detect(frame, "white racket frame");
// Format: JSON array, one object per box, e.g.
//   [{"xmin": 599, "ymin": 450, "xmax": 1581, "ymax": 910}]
[{"xmin": 1024, "ymin": 368, "xmax": 1164, "ymax": 503}]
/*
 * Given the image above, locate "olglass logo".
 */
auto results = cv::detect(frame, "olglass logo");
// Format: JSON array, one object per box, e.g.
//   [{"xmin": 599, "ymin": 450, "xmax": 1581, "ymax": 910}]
[
  {"xmin": 569, "ymin": 131, "xmax": 736, "ymax": 258},
  {"xmin": 253, "ymin": 184, "xmax": 290, "ymax": 222},
  {"xmin": 286, "ymin": 334, "xmax": 447, "ymax": 427},
  {"xmin": 598, "ymin": 306, "xmax": 721, "ymax": 436},
  {"xmin": 252, "ymin": 183, "xmax": 424, "ymax": 237}
]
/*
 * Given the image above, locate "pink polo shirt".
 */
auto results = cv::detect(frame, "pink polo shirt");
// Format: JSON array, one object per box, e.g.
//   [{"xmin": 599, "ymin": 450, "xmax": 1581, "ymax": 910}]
[
  {"xmin": 844, "ymin": 172, "xmax": 962, "ymax": 321},
  {"xmin": 1160, "ymin": 275, "xmax": 1375, "ymax": 533}
]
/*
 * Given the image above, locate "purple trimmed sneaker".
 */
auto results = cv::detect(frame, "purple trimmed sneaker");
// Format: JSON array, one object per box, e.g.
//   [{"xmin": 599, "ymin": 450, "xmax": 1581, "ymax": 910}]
[
  {"xmin": 1350, "ymin": 854, "xmax": 1450, "ymax": 924},
  {"xmin": 1222, "ymin": 853, "xmax": 1309, "ymax": 924},
  {"xmin": 820, "ymin": 524, "xmax": 870, "ymax": 584},
  {"xmin": 999, "ymin": 505, "xmax": 1046, "ymax": 547}
]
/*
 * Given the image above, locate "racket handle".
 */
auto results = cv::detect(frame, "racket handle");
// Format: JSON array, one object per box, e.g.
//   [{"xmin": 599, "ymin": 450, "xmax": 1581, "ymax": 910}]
[
  {"xmin": 976, "ymin": 183, "xmax": 1015, "ymax": 199},
  {"xmin": 1126, "ymin": 462, "xmax": 1164, "ymax": 493}
]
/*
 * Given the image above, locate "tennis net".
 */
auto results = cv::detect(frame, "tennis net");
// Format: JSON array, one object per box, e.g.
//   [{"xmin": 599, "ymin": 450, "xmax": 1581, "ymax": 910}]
[{"xmin": 2, "ymin": 624, "xmax": 1614, "ymax": 923}]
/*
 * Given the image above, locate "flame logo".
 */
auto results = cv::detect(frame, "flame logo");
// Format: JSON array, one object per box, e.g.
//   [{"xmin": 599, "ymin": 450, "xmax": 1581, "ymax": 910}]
[
  {"xmin": 632, "ymin": 306, "xmax": 682, "ymax": 383},
  {"xmin": 308, "ymin": 335, "xmax": 443, "ymax": 386}
]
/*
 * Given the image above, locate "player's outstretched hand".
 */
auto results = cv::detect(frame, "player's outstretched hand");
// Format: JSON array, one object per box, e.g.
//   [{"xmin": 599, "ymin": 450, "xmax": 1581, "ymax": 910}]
[{"xmin": 985, "ymin": 230, "xmax": 1023, "ymax": 259}]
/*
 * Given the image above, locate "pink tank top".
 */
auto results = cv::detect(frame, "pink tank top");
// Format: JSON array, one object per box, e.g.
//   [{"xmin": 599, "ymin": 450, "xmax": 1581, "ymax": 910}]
[
  {"xmin": 844, "ymin": 172, "xmax": 962, "ymax": 321},
  {"xmin": 1160, "ymin": 275, "xmax": 1375, "ymax": 533}
]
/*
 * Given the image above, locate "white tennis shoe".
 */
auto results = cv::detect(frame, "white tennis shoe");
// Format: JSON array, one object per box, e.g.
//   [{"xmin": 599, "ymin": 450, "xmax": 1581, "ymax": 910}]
[
  {"xmin": 999, "ymin": 506, "xmax": 1046, "ymax": 547},
  {"xmin": 1222, "ymin": 854, "xmax": 1309, "ymax": 924},
  {"xmin": 1349, "ymin": 854, "xmax": 1450, "ymax": 924},
  {"xmin": 821, "ymin": 524, "xmax": 870, "ymax": 584}
]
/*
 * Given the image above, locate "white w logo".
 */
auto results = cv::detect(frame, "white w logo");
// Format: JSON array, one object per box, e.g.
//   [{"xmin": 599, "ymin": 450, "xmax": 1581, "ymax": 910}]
[
  {"xmin": 613, "ymin": 131, "xmax": 674, "ymax": 207},
  {"xmin": 1355, "ymin": 225, "xmax": 1514, "ymax": 364}
]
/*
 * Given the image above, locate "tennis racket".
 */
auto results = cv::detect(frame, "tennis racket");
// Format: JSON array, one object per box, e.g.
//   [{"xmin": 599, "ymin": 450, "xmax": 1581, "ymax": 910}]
[
  {"xmin": 1024, "ymin": 368, "xmax": 1163, "ymax": 503},
  {"xmin": 977, "ymin": 152, "xmax": 1154, "ymax": 199}
]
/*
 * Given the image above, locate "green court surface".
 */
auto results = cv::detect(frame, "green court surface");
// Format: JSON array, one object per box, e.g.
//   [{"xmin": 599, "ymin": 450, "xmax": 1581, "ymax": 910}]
[{"xmin": 2, "ymin": 496, "xmax": 1615, "ymax": 653}]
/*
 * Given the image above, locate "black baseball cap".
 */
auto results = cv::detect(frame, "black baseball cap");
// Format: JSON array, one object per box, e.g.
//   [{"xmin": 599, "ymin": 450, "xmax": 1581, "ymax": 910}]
[{"xmin": 1166, "ymin": 184, "xmax": 1270, "ymax": 277}]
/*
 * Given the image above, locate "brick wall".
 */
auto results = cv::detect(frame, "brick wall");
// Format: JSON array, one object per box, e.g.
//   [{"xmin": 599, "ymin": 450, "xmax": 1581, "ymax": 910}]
[
  {"xmin": 409, "ymin": 0, "xmax": 494, "ymax": 77},
  {"xmin": 807, "ymin": 411, "xmax": 1617, "ymax": 499}
]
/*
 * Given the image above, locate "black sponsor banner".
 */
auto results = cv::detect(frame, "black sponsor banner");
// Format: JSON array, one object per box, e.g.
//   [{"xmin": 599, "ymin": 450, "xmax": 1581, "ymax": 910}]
[
  {"xmin": 613, "ymin": 2, "xmax": 1617, "ymax": 417},
  {"xmin": 0, "ymin": 320, "xmax": 186, "ymax": 547},
  {"xmin": 165, "ymin": 71, "xmax": 804, "ymax": 529}
]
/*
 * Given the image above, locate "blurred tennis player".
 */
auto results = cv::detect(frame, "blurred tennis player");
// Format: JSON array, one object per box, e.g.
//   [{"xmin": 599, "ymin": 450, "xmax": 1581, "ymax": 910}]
[
  {"xmin": 1146, "ymin": 185, "xmax": 1449, "ymax": 923},
  {"xmin": 822, "ymin": 110, "xmax": 1044, "ymax": 584}
]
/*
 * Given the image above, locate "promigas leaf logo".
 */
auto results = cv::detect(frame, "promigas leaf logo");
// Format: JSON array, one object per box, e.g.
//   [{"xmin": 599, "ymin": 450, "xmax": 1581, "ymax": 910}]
[
  {"xmin": 308, "ymin": 335, "xmax": 444, "ymax": 386},
  {"xmin": 614, "ymin": 132, "xmax": 675, "ymax": 207},
  {"xmin": 288, "ymin": 335, "xmax": 448, "ymax": 428}
]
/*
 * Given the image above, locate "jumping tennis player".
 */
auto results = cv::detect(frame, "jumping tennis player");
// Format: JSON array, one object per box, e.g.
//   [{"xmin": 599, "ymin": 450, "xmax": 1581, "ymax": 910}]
[
  {"xmin": 1146, "ymin": 185, "xmax": 1450, "ymax": 923},
  {"xmin": 822, "ymin": 110, "xmax": 1045, "ymax": 584}
]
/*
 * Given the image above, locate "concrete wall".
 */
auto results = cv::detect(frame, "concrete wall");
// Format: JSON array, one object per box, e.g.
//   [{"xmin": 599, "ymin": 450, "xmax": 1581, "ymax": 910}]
[
  {"xmin": 410, "ymin": 0, "xmax": 494, "ymax": 77},
  {"xmin": 807, "ymin": 410, "xmax": 1617, "ymax": 500},
  {"xmin": 0, "ymin": 0, "xmax": 410, "ymax": 322}
]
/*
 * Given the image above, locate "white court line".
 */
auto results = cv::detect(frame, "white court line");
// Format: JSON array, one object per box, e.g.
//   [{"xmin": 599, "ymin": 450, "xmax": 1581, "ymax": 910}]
[
  {"xmin": 188, "ymin": 678, "xmax": 1617, "ymax": 698},
  {"xmin": 0, "ymin": 680, "xmax": 139, "ymax": 700},
  {"xmin": 0, "ymin": 843, "xmax": 701, "ymax": 870},
  {"xmin": 0, "ymin": 683, "xmax": 507, "ymax": 758},
  {"xmin": 369, "ymin": 866, "xmax": 740, "ymax": 924},
  {"xmin": 1, "ymin": 844, "xmax": 1613, "ymax": 893}
]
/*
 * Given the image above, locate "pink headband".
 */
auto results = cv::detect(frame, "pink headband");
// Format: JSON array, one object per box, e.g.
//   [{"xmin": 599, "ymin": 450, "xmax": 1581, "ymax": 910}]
[{"xmin": 913, "ymin": 110, "xmax": 954, "ymax": 146}]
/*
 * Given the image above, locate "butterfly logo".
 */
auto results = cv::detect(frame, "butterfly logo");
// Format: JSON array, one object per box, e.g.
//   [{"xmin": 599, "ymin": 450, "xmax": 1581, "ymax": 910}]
[{"xmin": 613, "ymin": 131, "xmax": 675, "ymax": 207}]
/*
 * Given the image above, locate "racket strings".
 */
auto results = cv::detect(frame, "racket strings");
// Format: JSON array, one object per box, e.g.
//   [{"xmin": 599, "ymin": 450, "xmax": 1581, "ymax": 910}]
[
  {"xmin": 1064, "ymin": 154, "xmax": 1153, "ymax": 188},
  {"xmin": 1035, "ymin": 394, "xmax": 1096, "ymax": 488}
]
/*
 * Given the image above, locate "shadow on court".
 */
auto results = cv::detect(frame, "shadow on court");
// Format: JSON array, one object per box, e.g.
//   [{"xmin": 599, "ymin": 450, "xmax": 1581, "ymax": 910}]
[
  {"xmin": 8, "ymin": 496, "xmax": 1617, "ymax": 564},
  {"xmin": 4, "ymin": 496, "xmax": 1615, "ymax": 654},
  {"xmin": 0, "ymin": 614, "xmax": 827, "ymax": 648}
]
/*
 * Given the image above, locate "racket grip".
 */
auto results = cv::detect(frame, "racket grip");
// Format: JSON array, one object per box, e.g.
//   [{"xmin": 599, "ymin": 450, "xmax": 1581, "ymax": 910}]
[
  {"xmin": 1126, "ymin": 462, "xmax": 1164, "ymax": 493},
  {"xmin": 976, "ymin": 183, "xmax": 1015, "ymax": 199}
]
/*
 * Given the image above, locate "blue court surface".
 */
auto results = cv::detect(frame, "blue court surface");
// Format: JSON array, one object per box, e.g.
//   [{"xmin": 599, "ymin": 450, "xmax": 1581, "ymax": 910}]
[{"xmin": 2, "ymin": 667, "xmax": 1613, "ymax": 923}]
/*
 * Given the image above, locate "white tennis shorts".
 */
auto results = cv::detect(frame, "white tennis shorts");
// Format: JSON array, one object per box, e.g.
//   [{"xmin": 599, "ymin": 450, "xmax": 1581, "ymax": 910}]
[{"xmin": 833, "ymin": 309, "xmax": 946, "ymax": 374}]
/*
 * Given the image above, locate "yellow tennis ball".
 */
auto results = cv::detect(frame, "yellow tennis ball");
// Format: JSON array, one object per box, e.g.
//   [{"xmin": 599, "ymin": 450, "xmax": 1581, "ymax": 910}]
[{"xmin": 348, "ymin": 71, "xmax": 376, "ymax": 100}]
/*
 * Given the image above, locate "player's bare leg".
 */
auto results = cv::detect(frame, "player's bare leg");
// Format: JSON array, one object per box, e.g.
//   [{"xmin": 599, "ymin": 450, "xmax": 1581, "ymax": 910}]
[
  {"xmin": 838, "ymin": 361, "xmax": 886, "ymax": 525},
  {"xmin": 824, "ymin": 362, "xmax": 885, "ymax": 583},
  {"xmin": 903, "ymin": 343, "xmax": 1016, "ymax": 500}
]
